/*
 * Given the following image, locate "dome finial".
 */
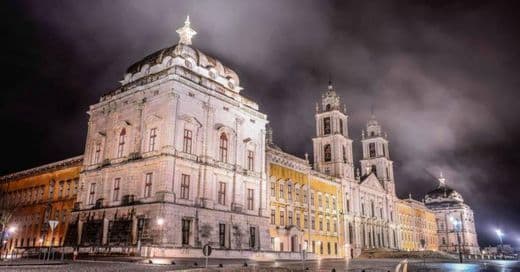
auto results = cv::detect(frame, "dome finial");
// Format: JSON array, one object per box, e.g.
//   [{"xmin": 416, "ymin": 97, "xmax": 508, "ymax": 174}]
[
  {"xmin": 176, "ymin": 15, "xmax": 197, "ymax": 45},
  {"xmin": 438, "ymin": 171, "xmax": 446, "ymax": 187}
]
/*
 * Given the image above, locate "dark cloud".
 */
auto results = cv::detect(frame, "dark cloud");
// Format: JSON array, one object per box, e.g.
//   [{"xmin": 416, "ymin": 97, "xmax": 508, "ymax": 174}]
[{"xmin": 2, "ymin": 0, "xmax": 519, "ymax": 246}]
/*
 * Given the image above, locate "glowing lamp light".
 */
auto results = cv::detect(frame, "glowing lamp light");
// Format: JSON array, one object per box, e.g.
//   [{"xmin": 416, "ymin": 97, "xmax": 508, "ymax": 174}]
[
  {"xmin": 156, "ymin": 217, "xmax": 164, "ymax": 226},
  {"xmin": 495, "ymin": 229, "xmax": 504, "ymax": 238},
  {"xmin": 8, "ymin": 226, "xmax": 17, "ymax": 233}
]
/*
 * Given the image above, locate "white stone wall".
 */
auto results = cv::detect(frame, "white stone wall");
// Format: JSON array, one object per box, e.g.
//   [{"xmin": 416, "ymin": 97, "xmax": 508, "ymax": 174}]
[{"xmin": 74, "ymin": 44, "xmax": 270, "ymax": 251}]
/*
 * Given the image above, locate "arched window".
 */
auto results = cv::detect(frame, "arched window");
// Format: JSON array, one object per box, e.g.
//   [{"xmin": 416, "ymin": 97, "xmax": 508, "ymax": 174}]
[
  {"xmin": 325, "ymin": 104, "xmax": 331, "ymax": 111},
  {"xmin": 371, "ymin": 165, "xmax": 377, "ymax": 177},
  {"xmin": 324, "ymin": 144, "xmax": 331, "ymax": 162},
  {"xmin": 323, "ymin": 117, "xmax": 331, "ymax": 135},
  {"xmin": 117, "ymin": 128, "xmax": 126, "ymax": 158},
  {"xmin": 369, "ymin": 142, "xmax": 376, "ymax": 158},
  {"xmin": 219, "ymin": 133, "xmax": 228, "ymax": 162}
]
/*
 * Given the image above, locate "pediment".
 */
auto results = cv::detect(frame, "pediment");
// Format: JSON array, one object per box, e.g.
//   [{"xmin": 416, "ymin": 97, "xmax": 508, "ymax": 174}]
[{"xmin": 359, "ymin": 173, "xmax": 385, "ymax": 192}]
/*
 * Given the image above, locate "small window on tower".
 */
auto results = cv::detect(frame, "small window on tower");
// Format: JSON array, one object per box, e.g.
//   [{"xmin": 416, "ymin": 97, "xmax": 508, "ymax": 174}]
[
  {"xmin": 326, "ymin": 104, "xmax": 331, "ymax": 111},
  {"xmin": 324, "ymin": 144, "xmax": 331, "ymax": 162},
  {"xmin": 324, "ymin": 117, "xmax": 331, "ymax": 135},
  {"xmin": 369, "ymin": 143, "xmax": 376, "ymax": 158}
]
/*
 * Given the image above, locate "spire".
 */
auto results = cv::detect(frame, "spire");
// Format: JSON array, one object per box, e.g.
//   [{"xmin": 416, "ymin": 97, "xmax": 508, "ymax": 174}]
[{"xmin": 176, "ymin": 15, "xmax": 197, "ymax": 45}]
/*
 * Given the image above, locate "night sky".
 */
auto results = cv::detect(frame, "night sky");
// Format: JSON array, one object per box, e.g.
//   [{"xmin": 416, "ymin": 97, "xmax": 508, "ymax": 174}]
[{"xmin": 2, "ymin": 0, "xmax": 519, "ymax": 247}]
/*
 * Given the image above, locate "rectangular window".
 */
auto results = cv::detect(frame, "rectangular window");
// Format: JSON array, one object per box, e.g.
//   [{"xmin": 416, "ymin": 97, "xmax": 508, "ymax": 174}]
[
  {"xmin": 73, "ymin": 178, "xmax": 79, "ymax": 195},
  {"xmin": 219, "ymin": 223, "xmax": 226, "ymax": 247},
  {"xmin": 319, "ymin": 217, "xmax": 323, "ymax": 231},
  {"xmin": 326, "ymin": 219, "xmax": 330, "ymax": 231},
  {"xmin": 279, "ymin": 184, "xmax": 284, "ymax": 199},
  {"xmin": 113, "ymin": 178, "xmax": 121, "ymax": 201},
  {"xmin": 144, "ymin": 173, "xmax": 153, "ymax": 198},
  {"xmin": 296, "ymin": 213, "xmax": 301, "ymax": 227},
  {"xmin": 117, "ymin": 130, "xmax": 126, "ymax": 158},
  {"xmin": 247, "ymin": 189, "xmax": 254, "ymax": 210},
  {"xmin": 280, "ymin": 210, "xmax": 285, "ymax": 226},
  {"xmin": 339, "ymin": 119, "xmax": 343, "ymax": 135},
  {"xmin": 288, "ymin": 211, "xmax": 293, "ymax": 225},
  {"xmin": 249, "ymin": 226, "xmax": 256, "ymax": 249},
  {"xmin": 93, "ymin": 143, "xmax": 101, "ymax": 163},
  {"xmin": 66, "ymin": 180, "xmax": 71, "ymax": 198},
  {"xmin": 218, "ymin": 182, "xmax": 226, "ymax": 205},
  {"xmin": 180, "ymin": 174, "xmax": 190, "ymax": 199},
  {"xmin": 88, "ymin": 183, "xmax": 96, "ymax": 205},
  {"xmin": 311, "ymin": 217, "xmax": 315, "ymax": 230},
  {"xmin": 287, "ymin": 184, "xmax": 292, "ymax": 201},
  {"xmin": 247, "ymin": 150, "xmax": 254, "ymax": 171},
  {"xmin": 58, "ymin": 181, "xmax": 64, "ymax": 199},
  {"xmin": 270, "ymin": 182, "xmax": 275, "ymax": 197},
  {"xmin": 311, "ymin": 192, "xmax": 315, "ymax": 206},
  {"xmin": 183, "ymin": 129, "xmax": 192, "ymax": 153},
  {"xmin": 182, "ymin": 219, "xmax": 191, "ymax": 245},
  {"xmin": 148, "ymin": 128, "xmax": 157, "ymax": 151},
  {"xmin": 318, "ymin": 194, "xmax": 322, "ymax": 207},
  {"xmin": 304, "ymin": 215, "xmax": 308, "ymax": 228},
  {"xmin": 49, "ymin": 180, "xmax": 55, "ymax": 199},
  {"xmin": 346, "ymin": 198, "xmax": 350, "ymax": 213},
  {"xmin": 271, "ymin": 210, "xmax": 276, "ymax": 224}
]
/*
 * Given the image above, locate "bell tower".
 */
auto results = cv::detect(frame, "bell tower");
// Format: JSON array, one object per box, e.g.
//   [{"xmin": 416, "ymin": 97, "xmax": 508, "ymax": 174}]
[
  {"xmin": 312, "ymin": 81, "xmax": 354, "ymax": 179},
  {"xmin": 360, "ymin": 113, "xmax": 395, "ymax": 194}
]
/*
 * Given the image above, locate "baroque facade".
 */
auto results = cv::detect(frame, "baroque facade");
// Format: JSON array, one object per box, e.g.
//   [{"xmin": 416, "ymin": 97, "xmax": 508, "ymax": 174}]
[
  {"xmin": 68, "ymin": 17, "xmax": 270, "ymax": 252},
  {"xmin": 396, "ymin": 196, "xmax": 438, "ymax": 251},
  {"xmin": 0, "ymin": 156, "xmax": 82, "ymax": 255},
  {"xmin": 267, "ymin": 82, "xmax": 400, "ymax": 259},
  {"xmin": 424, "ymin": 174, "xmax": 480, "ymax": 254},
  {"xmin": 1, "ymin": 16, "xmax": 482, "ymax": 260}
]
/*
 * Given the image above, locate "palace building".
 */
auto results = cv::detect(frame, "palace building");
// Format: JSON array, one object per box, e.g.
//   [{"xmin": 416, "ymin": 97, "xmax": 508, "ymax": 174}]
[
  {"xmin": 424, "ymin": 174, "xmax": 480, "ymax": 254},
  {"xmin": 396, "ymin": 196, "xmax": 438, "ymax": 251},
  {"xmin": 0, "ymin": 156, "xmax": 82, "ymax": 255},
  {"xmin": 1, "ymin": 16, "xmax": 481, "ymax": 260},
  {"xmin": 66, "ymin": 16, "xmax": 270, "ymax": 256}
]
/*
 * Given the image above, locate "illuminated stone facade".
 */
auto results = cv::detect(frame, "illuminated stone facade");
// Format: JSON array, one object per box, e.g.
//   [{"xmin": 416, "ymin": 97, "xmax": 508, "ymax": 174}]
[
  {"xmin": 424, "ymin": 174, "xmax": 480, "ymax": 254},
  {"xmin": 0, "ymin": 156, "xmax": 82, "ymax": 253},
  {"xmin": 396, "ymin": 197, "xmax": 438, "ymax": 251},
  {"xmin": 69, "ymin": 17, "xmax": 270, "ymax": 253},
  {"xmin": 267, "ymin": 146, "xmax": 344, "ymax": 258}
]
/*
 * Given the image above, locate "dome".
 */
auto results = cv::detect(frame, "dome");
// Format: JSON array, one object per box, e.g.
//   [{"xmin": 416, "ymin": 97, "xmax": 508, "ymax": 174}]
[
  {"xmin": 125, "ymin": 43, "xmax": 240, "ymax": 86},
  {"xmin": 424, "ymin": 184, "xmax": 464, "ymax": 204}
]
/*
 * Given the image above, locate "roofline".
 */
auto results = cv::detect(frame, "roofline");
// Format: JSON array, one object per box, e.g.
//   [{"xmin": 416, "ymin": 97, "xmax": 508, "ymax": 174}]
[{"xmin": 0, "ymin": 155, "xmax": 83, "ymax": 182}]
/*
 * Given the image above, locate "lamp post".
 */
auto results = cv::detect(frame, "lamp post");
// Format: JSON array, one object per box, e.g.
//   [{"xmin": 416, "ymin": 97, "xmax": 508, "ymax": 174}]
[
  {"xmin": 495, "ymin": 229, "xmax": 504, "ymax": 259},
  {"xmin": 157, "ymin": 217, "xmax": 164, "ymax": 245},
  {"xmin": 47, "ymin": 220, "xmax": 59, "ymax": 261},
  {"xmin": 1, "ymin": 225, "xmax": 16, "ymax": 259},
  {"xmin": 450, "ymin": 217, "xmax": 463, "ymax": 263}
]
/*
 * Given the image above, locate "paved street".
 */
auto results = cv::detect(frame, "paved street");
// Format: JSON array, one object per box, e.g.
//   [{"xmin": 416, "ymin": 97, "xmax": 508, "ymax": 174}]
[{"xmin": 0, "ymin": 258, "xmax": 519, "ymax": 271}]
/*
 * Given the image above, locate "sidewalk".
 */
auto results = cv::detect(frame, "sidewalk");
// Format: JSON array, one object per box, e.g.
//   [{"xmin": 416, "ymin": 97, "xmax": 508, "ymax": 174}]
[{"xmin": 0, "ymin": 259, "xmax": 66, "ymax": 266}]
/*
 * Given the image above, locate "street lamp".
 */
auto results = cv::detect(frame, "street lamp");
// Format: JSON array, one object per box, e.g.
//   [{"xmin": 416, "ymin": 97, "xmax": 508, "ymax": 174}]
[
  {"xmin": 157, "ymin": 217, "xmax": 165, "ymax": 246},
  {"xmin": 450, "ymin": 217, "xmax": 463, "ymax": 263},
  {"xmin": 0, "ymin": 225, "xmax": 17, "ymax": 260}
]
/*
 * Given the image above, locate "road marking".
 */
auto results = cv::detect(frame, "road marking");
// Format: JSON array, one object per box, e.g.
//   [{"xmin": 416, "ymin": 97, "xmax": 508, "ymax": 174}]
[{"xmin": 395, "ymin": 259, "xmax": 408, "ymax": 272}]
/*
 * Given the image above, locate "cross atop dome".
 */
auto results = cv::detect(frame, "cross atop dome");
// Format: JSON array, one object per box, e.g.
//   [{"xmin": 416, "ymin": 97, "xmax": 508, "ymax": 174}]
[{"xmin": 176, "ymin": 15, "xmax": 197, "ymax": 45}]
